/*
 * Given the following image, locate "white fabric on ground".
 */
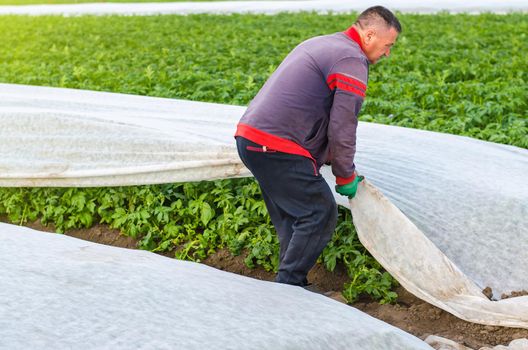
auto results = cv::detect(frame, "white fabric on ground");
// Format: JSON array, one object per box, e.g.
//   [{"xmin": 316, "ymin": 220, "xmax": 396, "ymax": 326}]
[
  {"xmin": 330, "ymin": 124, "xmax": 528, "ymax": 300},
  {"xmin": 0, "ymin": 84, "xmax": 245, "ymax": 186},
  {"xmin": 0, "ymin": 83, "xmax": 527, "ymax": 328},
  {"xmin": 0, "ymin": 223, "xmax": 433, "ymax": 350},
  {"xmin": 346, "ymin": 180, "xmax": 528, "ymax": 329},
  {"xmin": 0, "ymin": 0, "xmax": 527, "ymax": 16}
]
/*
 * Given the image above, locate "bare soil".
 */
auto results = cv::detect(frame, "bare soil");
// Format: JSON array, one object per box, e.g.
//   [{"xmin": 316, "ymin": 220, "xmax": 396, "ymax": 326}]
[{"xmin": 7, "ymin": 218, "xmax": 528, "ymax": 349}]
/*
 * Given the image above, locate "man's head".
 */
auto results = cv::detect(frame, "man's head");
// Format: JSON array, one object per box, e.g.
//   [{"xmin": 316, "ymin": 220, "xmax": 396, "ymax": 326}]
[{"xmin": 354, "ymin": 6, "xmax": 401, "ymax": 64}]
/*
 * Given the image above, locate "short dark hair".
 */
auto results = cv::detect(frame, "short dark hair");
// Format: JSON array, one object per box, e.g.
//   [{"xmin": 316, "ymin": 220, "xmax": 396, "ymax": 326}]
[{"xmin": 356, "ymin": 6, "xmax": 402, "ymax": 33}]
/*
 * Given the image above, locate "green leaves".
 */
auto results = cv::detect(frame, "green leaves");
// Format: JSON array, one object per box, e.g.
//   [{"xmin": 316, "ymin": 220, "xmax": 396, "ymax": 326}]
[
  {"xmin": 200, "ymin": 202, "xmax": 214, "ymax": 227},
  {"xmin": 365, "ymin": 13, "xmax": 527, "ymax": 148},
  {"xmin": 321, "ymin": 208, "xmax": 399, "ymax": 304},
  {"xmin": 343, "ymin": 269, "xmax": 398, "ymax": 305}
]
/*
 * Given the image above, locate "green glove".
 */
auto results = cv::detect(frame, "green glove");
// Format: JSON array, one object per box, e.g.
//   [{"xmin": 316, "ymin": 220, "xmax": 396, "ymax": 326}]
[{"xmin": 335, "ymin": 174, "xmax": 364, "ymax": 199}]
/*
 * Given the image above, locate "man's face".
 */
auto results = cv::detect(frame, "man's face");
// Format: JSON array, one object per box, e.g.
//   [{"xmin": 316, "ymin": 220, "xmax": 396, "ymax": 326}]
[{"xmin": 363, "ymin": 27, "xmax": 399, "ymax": 64}]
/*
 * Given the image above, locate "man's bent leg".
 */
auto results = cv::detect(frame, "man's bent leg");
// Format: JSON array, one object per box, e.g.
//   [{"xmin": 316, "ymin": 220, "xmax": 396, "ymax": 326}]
[
  {"xmin": 260, "ymin": 190, "xmax": 295, "ymax": 265},
  {"xmin": 236, "ymin": 136, "xmax": 338, "ymax": 286},
  {"xmin": 275, "ymin": 178, "xmax": 337, "ymax": 285},
  {"xmin": 236, "ymin": 137, "xmax": 295, "ymax": 265}
]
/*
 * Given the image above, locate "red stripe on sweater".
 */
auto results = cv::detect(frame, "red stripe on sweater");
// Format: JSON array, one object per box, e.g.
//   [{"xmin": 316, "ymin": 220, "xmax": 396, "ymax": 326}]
[
  {"xmin": 327, "ymin": 73, "xmax": 366, "ymax": 91},
  {"xmin": 336, "ymin": 81, "xmax": 365, "ymax": 97},
  {"xmin": 327, "ymin": 78, "xmax": 366, "ymax": 97}
]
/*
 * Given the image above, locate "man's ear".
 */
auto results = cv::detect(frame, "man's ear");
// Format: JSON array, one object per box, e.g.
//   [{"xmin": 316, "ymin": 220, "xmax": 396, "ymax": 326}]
[{"xmin": 364, "ymin": 29, "xmax": 376, "ymax": 45}]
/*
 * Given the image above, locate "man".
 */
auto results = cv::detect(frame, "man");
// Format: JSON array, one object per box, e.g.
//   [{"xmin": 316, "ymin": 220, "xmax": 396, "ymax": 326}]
[{"xmin": 235, "ymin": 6, "xmax": 401, "ymax": 288}]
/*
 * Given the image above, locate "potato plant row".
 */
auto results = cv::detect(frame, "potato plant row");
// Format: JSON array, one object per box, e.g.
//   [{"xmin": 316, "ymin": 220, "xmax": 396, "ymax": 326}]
[{"xmin": 0, "ymin": 180, "xmax": 397, "ymax": 303}]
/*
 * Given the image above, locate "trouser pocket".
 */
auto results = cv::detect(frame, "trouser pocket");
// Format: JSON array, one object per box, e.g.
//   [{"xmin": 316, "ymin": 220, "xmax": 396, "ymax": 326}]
[{"xmin": 245, "ymin": 145, "xmax": 277, "ymax": 153}]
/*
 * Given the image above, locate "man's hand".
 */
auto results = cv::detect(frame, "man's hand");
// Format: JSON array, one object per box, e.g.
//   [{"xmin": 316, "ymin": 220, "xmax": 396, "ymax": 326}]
[{"xmin": 335, "ymin": 174, "xmax": 364, "ymax": 199}]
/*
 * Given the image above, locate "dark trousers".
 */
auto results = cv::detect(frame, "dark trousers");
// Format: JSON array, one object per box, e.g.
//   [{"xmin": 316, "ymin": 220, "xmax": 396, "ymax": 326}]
[{"xmin": 236, "ymin": 136, "xmax": 338, "ymax": 286}]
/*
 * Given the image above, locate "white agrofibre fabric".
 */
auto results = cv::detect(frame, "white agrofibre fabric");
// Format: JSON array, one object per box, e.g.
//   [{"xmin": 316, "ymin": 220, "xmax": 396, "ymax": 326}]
[
  {"xmin": 0, "ymin": 223, "xmax": 434, "ymax": 350},
  {"xmin": 1, "ymin": 83, "xmax": 527, "ymax": 328}
]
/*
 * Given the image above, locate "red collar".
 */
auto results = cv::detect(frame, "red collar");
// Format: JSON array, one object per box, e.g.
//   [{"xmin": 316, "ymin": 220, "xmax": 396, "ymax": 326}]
[{"xmin": 344, "ymin": 26, "xmax": 366, "ymax": 54}]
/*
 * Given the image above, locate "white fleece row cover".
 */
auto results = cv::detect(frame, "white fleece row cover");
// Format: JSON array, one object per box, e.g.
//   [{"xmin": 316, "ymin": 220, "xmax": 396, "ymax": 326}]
[
  {"xmin": 0, "ymin": 223, "xmax": 433, "ymax": 350},
  {"xmin": 0, "ymin": 0, "xmax": 527, "ymax": 16},
  {"xmin": 0, "ymin": 83, "xmax": 527, "ymax": 329}
]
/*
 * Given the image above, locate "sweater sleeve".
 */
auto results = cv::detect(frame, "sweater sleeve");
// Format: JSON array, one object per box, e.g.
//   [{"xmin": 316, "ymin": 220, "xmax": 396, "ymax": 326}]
[{"xmin": 326, "ymin": 57, "xmax": 368, "ymax": 185}]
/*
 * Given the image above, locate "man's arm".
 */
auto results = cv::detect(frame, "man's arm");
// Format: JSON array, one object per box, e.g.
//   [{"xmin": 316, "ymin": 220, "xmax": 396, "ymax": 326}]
[{"xmin": 326, "ymin": 57, "xmax": 368, "ymax": 187}]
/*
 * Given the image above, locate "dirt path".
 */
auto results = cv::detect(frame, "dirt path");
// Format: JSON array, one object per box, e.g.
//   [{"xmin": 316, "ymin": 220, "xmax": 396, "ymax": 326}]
[{"xmin": 8, "ymin": 219, "xmax": 528, "ymax": 349}]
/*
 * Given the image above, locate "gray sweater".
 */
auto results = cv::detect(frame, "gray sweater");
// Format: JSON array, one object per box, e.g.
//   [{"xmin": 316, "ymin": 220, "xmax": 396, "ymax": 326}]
[{"xmin": 236, "ymin": 27, "xmax": 369, "ymax": 185}]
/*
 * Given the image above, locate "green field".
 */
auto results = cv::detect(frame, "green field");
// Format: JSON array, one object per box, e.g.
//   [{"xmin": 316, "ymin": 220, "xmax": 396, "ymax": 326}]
[
  {"xmin": 1, "ymin": 13, "xmax": 525, "ymax": 146},
  {"xmin": 0, "ymin": 13, "xmax": 526, "ymax": 303}
]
